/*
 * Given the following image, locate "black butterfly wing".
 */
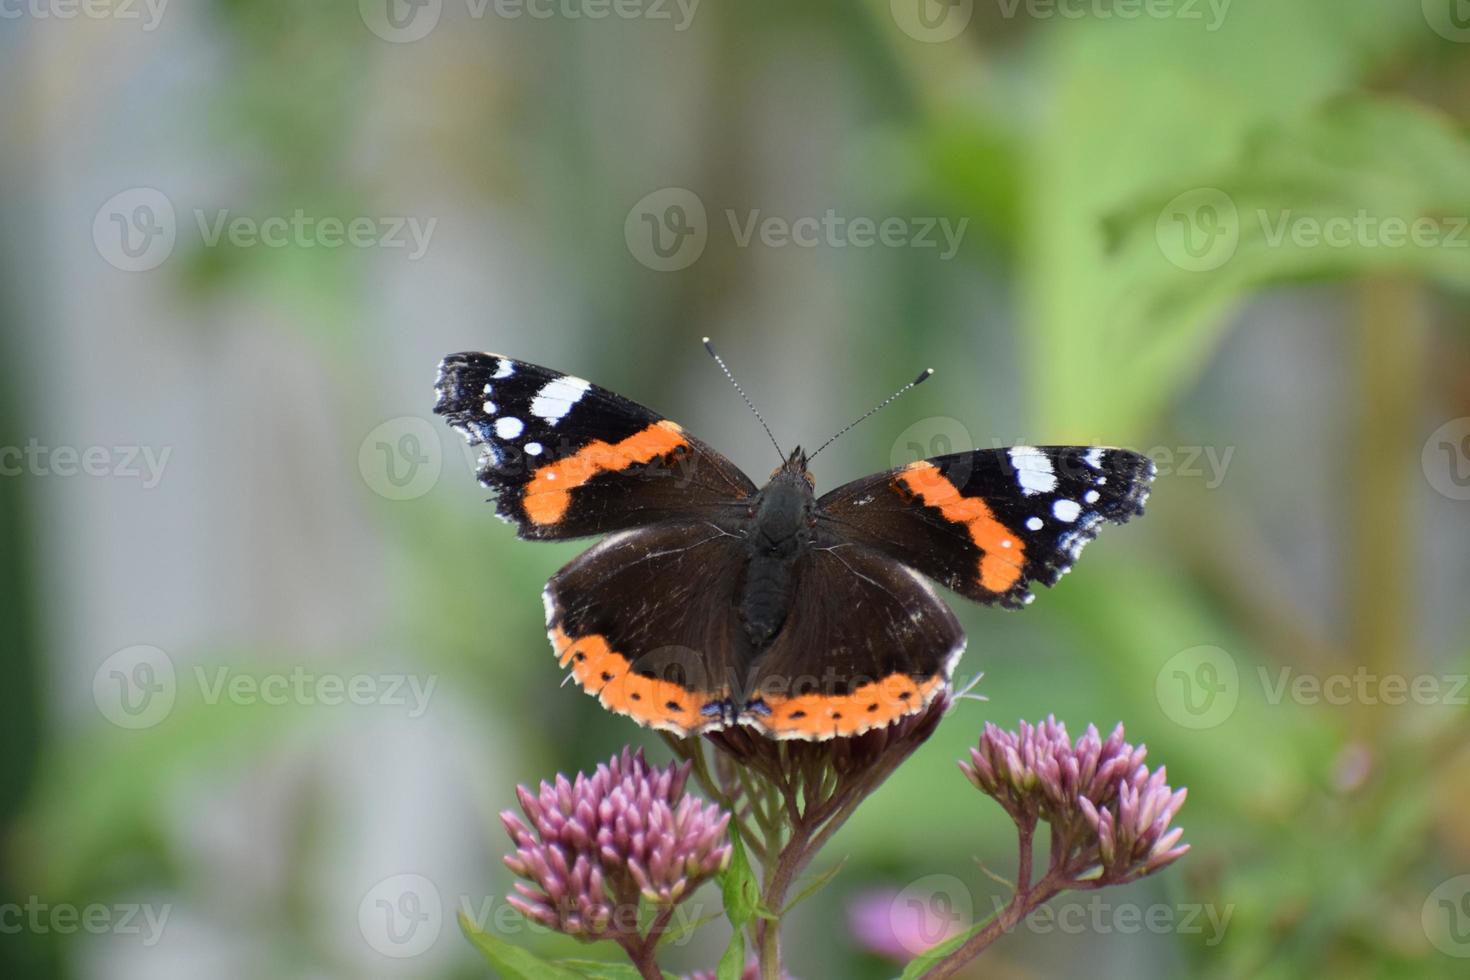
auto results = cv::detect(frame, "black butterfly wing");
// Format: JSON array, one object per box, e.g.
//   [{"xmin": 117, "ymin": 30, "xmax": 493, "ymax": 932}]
[
  {"xmin": 543, "ymin": 520, "xmax": 753, "ymax": 736},
  {"xmin": 434, "ymin": 352, "xmax": 757, "ymax": 539},
  {"xmin": 817, "ymin": 446, "xmax": 1155, "ymax": 609},
  {"xmin": 737, "ymin": 542, "xmax": 965, "ymax": 740}
]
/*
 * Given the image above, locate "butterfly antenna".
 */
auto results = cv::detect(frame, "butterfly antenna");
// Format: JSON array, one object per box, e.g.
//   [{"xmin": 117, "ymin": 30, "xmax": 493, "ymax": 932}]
[
  {"xmin": 808, "ymin": 367, "xmax": 934, "ymax": 461},
  {"xmin": 703, "ymin": 337, "xmax": 784, "ymax": 460}
]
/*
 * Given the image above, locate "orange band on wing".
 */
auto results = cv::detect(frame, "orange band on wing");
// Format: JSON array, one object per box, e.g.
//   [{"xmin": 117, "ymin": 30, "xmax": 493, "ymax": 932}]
[
  {"xmin": 523, "ymin": 421, "xmax": 688, "ymax": 525},
  {"xmin": 750, "ymin": 673, "xmax": 945, "ymax": 739},
  {"xmin": 896, "ymin": 461, "xmax": 1025, "ymax": 593},
  {"xmin": 549, "ymin": 625, "xmax": 717, "ymax": 735}
]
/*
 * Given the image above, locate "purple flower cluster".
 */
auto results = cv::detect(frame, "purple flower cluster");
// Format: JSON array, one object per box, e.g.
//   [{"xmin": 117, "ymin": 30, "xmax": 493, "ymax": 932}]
[
  {"xmin": 501, "ymin": 748, "xmax": 732, "ymax": 939},
  {"xmin": 961, "ymin": 717, "xmax": 1188, "ymax": 884}
]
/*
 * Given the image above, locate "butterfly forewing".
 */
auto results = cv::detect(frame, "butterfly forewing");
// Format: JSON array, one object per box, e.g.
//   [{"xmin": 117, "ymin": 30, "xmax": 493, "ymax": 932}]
[
  {"xmin": 434, "ymin": 352, "xmax": 756, "ymax": 539},
  {"xmin": 817, "ymin": 446, "xmax": 1155, "ymax": 609}
]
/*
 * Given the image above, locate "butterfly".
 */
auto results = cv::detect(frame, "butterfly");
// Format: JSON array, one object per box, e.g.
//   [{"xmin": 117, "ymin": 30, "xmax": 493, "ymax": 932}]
[{"xmin": 433, "ymin": 343, "xmax": 1154, "ymax": 741}]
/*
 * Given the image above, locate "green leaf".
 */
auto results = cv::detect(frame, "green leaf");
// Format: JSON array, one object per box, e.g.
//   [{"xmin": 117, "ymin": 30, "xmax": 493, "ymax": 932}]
[
  {"xmin": 458, "ymin": 911, "xmax": 586, "ymax": 980},
  {"xmin": 715, "ymin": 829, "xmax": 761, "ymax": 980},
  {"xmin": 657, "ymin": 908, "xmax": 722, "ymax": 947},
  {"xmin": 780, "ymin": 856, "xmax": 848, "ymax": 915},
  {"xmin": 1008, "ymin": 4, "xmax": 1452, "ymax": 436},
  {"xmin": 717, "ymin": 829, "xmax": 761, "ymax": 929},
  {"xmin": 716, "ymin": 929, "xmax": 747, "ymax": 980},
  {"xmin": 555, "ymin": 960, "xmax": 679, "ymax": 980}
]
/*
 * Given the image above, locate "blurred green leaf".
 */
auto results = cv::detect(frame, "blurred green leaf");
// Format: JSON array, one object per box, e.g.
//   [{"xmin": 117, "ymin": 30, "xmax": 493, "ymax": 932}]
[
  {"xmin": 1020, "ymin": 5, "xmax": 1449, "ymax": 435},
  {"xmin": 459, "ymin": 911, "xmax": 590, "ymax": 980},
  {"xmin": 781, "ymin": 856, "xmax": 848, "ymax": 914},
  {"xmin": 717, "ymin": 829, "xmax": 760, "ymax": 980}
]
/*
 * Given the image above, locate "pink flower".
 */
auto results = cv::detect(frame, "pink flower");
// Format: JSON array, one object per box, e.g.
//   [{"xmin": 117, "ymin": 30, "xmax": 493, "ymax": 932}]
[{"xmin": 501, "ymin": 748, "xmax": 732, "ymax": 939}]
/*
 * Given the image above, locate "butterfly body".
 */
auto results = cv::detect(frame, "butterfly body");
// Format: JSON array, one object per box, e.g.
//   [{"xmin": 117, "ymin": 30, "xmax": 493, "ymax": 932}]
[
  {"xmin": 435, "ymin": 351, "xmax": 1155, "ymax": 741},
  {"xmin": 738, "ymin": 448, "xmax": 817, "ymax": 649}
]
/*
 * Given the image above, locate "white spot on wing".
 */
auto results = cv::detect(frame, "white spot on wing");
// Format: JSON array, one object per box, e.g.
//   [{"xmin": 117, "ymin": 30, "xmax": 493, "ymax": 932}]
[
  {"xmin": 493, "ymin": 359, "xmax": 514, "ymax": 379},
  {"xmin": 525, "ymin": 441, "xmax": 543, "ymax": 456},
  {"xmin": 1083, "ymin": 447, "xmax": 1106, "ymax": 470},
  {"xmin": 531, "ymin": 376, "xmax": 592, "ymax": 425},
  {"xmin": 1025, "ymin": 516, "xmax": 1044, "ymax": 531},
  {"xmin": 1084, "ymin": 489, "xmax": 1100, "ymax": 504},
  {"xmin": 495, "ymin": 416, "xmax": 524, "ymax": 439},
  {"xmin": 482, "ymin": 400, "xmax": 496, "ymax": 414},
  {"xmin": 1008, "ymin": 446, "xmax": 1057, "ymax": 495},
  {"xmin": 1053, "ymin": 499, "xmax": 1081, "ymax": 523}
]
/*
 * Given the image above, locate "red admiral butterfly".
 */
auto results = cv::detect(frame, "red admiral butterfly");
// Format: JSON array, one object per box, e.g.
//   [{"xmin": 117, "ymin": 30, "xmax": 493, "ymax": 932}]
[{"xmin": 434, "ymin": 342, "xmax": 1154, "ymax": 741}]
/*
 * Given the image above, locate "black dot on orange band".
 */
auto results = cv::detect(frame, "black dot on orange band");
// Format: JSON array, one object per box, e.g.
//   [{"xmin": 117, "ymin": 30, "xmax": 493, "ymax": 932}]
[
  {"xmin": 665, "ymin": 700, "xmax": 680, "ymax": 711},
  {"xmin": 867, "ymin": 703, "xmax": 878, "ymax": 712},
  {"xmin": 791, "ymin": 710, "xmax": 806, "ymax": 719},
  {"xmin": 630, "ymin": 693, "xmax": 641, "ymax": 700},
  {"xmin": 601, "ymin": 671, "xmax": 614, "ymax": 682}
]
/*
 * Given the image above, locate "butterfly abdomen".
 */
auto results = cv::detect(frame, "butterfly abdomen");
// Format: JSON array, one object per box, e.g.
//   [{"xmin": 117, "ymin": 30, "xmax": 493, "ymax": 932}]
[{"xmin": 738, "ymin": 463, "xmax": 816, "ymax": 648}]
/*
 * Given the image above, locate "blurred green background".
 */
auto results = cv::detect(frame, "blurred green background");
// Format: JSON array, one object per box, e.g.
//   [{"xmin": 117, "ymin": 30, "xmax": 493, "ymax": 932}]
[{"xmin": 4, "ymin": 1, "xmax": 1470, "ymax": 978}]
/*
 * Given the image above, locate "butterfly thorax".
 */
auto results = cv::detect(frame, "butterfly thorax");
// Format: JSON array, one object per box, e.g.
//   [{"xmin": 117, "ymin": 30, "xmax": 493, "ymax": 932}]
[{"xmin": 738, "ymin": 448, "xmax": 816, "ymax": 649}]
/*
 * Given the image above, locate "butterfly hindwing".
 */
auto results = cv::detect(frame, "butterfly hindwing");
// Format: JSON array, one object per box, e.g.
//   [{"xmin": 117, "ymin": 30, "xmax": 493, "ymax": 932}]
[
  {"xmin": 738, "ymin": 542, "xmax": 964, "ymax": 740},
  {"xmin": 434, "ymin": 352, "xmax": 757, "ymax": 539},
  {"xmin": 543, "ymin": 521, "xmax": 752, "ymax": 735},
  {"xmin": 817, "ymin": 446, "xmax": 1155, "ymax": 609}
]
